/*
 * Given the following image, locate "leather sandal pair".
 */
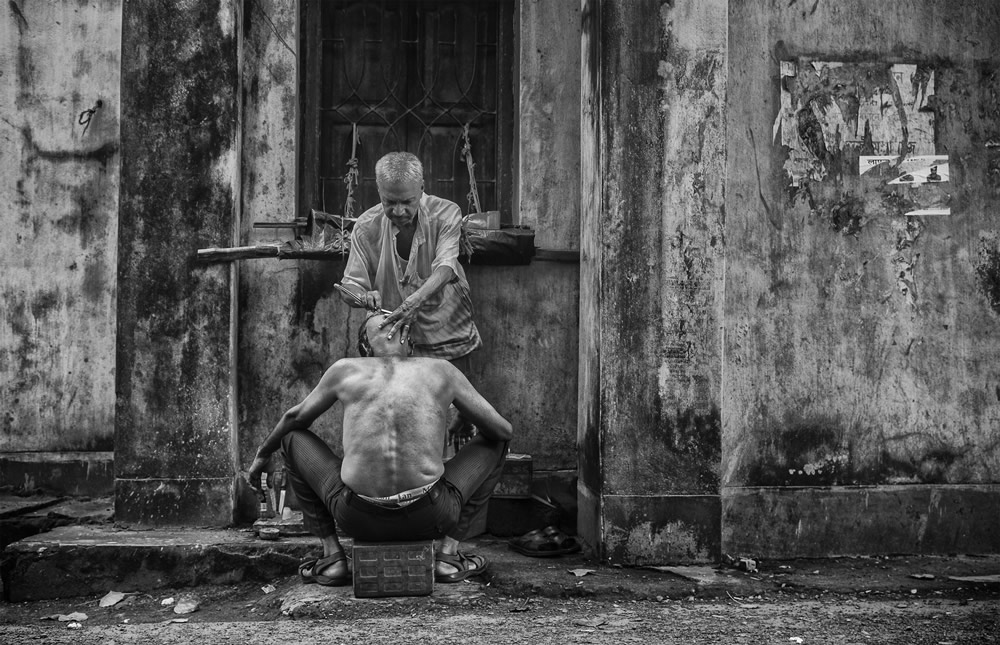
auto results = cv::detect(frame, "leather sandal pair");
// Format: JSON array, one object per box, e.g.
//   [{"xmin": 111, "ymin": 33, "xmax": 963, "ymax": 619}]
[
  {"xmin": 508, "ymin": 526, "xmax": 582, "ymax": 558},
  {"xmin": 299, "ymin": 552, "xmax": 351, "ymax": 587}
]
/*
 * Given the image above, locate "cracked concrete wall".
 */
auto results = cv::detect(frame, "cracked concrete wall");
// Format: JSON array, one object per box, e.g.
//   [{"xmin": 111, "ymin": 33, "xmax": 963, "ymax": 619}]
[
  {"xmin": 724, "ymin": 0, "xmax": 1000, "ymax": 554},
  {"xmin": 0, "ymin": 1, "xmax": 121, "ymax": 481}
]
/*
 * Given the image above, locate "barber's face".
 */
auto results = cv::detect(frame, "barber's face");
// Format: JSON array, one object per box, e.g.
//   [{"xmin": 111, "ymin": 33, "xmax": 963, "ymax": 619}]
[{"xmin": 378, "ymin": 179, "xmax": 422, "ymax": 228}]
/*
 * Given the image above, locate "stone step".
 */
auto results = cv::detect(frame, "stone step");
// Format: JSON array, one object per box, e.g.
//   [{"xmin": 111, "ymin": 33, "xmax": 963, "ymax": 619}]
[
  {"xmin": 1, "ymin": 525, "xmax": 316, "ymax": 603},
  {"xmin": 0, "ymin": 495, "xmax": 114, "ymax": 550}
]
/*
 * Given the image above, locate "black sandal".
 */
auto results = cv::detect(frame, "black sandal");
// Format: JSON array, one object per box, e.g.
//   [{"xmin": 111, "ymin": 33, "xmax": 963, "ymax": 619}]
[
  {"xmin": 435, "ymin": 551, "xmax": 489, "ymax": 583},
  {"xmin": 299, "ymin": 552, "xmax": 351, "ymax": 587}
]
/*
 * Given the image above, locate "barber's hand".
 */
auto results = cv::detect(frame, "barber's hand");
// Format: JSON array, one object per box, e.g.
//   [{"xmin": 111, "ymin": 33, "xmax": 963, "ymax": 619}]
[
  {"xmin": 335, "ymin": 283, "xmax": 381, "ymax": 311},
  {"xmin": 363, "ymin": 290, "xmax": 382, "ymax": 312},
  {"xmin": 247, "ymin": 455, "xmax": 270, "ymax": 502},
  {"xmin": 379, "ymin": 296, "xmax": 421, "ymax": 345}
]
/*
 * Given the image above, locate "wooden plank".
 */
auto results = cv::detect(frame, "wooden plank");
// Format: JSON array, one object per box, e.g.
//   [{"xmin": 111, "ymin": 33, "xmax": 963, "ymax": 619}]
[
  {"xmin": 196, "ymin": 246, "xmax": 280, "ymax": 262},
  {"xmin": 533, "ymin": 248, "xmax": 581, "ymax": 263},
  {"xmin": 578, "ymin": 0, "xmax": 603, "ymax": 519}
]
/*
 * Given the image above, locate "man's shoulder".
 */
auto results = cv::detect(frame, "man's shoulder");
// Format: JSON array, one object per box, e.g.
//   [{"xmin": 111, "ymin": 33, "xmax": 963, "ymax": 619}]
[
  {"xmin": 332, "ymin": 356, "xmax": 373, "ymax": 369},
  {"xmin": 351, "ymin": 206, "xmax": 384, "ymax": 245},
  {"xmin": 356, "ymin": 203, "xmax": 384, "ymax": 224},
  {"xmin": 408, "ymin": 358, "xmax": 466, "ymax": 387},
  {"xmin": 326, "ymin": 356, "xmax": 372, "ymax": 378},
  {"xmin": 324, "ymin": 357, "xmax": 379, "ymax": 388},
  {"xmin": 398, "ymin": 356, "xmax": 455, "ymax": 377},
  {"xmin": 421, "ymin": 193, "xmax": 462, "ymax": 220},
  {"xmin": 408, "ymin": 356, "xmax": 453, "ymax": 367}
]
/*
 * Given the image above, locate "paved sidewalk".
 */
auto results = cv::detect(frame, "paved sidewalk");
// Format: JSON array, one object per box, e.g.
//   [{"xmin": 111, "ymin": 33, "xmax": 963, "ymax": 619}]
[{"xmin": 3, "ymin": 523, "xmax": 999, "ymax": 604}]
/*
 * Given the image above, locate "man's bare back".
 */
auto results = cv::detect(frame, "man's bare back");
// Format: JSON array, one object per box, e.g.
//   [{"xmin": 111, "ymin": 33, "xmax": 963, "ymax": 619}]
[
  {"xmin": 333, "ymin": 356, "xmax": 453, "ymax": 497},
  {"xmin": 254, "ymin": 344, "xmax": 510, "ymax": 499}
]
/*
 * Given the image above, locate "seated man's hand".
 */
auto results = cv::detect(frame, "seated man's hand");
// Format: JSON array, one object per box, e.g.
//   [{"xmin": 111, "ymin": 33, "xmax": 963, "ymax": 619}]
[{"xmin": 247, "ymin": 455, "xmax": 270, "ymax": 501}]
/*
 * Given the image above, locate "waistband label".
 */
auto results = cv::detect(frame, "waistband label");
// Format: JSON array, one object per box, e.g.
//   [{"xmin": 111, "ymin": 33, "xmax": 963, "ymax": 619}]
[{"xmin": 355, "ymin": 478, "xmax": 439, "ymax": 508}]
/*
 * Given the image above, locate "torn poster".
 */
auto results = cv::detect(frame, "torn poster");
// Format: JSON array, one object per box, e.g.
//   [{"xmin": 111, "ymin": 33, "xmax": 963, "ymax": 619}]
[
  {"xmin": 862, "ymin": 155, "xmax": 951, "ymax": 216},
  {"xmin": 775, "ymin": 61, "xmax": 936, "ymax": 186},
  {"xmin": 860, "ymin": 155, "xmax": 949, "ymax": 185}
]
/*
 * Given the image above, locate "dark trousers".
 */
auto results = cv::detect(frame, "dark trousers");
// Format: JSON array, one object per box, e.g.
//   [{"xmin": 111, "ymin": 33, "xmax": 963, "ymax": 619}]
[{"xmin": 280, "ymin": 429, "xmax": 508, "ymax": 542}]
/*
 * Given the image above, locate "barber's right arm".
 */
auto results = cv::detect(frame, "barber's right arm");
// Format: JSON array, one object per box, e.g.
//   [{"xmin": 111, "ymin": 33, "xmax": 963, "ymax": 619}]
[{"xmin": 340, "ymin": 222, "xmax": 382, "ymax": 311}]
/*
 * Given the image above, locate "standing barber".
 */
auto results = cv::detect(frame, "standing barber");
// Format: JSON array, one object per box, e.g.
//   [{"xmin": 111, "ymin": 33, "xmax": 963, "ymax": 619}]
[{"xmin": 340, "ymin": 152, "xmax": 482, "ymax": 442}]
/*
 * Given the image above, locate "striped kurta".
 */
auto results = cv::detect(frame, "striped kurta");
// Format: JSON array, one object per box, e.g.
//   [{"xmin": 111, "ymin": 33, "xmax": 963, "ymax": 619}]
[{"xmin": 342, "ymin": 193, "xmax": 482, "ymax": 360}]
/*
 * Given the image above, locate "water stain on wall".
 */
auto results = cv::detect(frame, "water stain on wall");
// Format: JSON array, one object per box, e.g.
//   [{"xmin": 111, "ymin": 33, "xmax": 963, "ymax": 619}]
[
  {"xmin": 746, "ymin": 415, "xmax": 849, "ymax": 486},
  {"xmin": 605, "ymin": 519, "xmax": 712, "ymax": 564},
  {"xmin": 975, "ymin": 234, "xmax": 1000, "ymax": 315},
  {"xmin": 657, "ymin": 405, "xmax": 721, "ymax": 492},
  {"xmin": 825, "ymin": 194, "xmax": 865, "ymax": 236},
  {"xmin": 746, "ymin": 410, "xmax": 973, "ymax": 486}
]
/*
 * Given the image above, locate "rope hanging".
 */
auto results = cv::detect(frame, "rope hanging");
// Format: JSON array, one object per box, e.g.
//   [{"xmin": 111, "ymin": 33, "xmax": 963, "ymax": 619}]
[
  {"xmin": 340, "ymin": 124, "xmax": 361, "ymax": 255},
  {"xmin": 458, "ymin": 123, "xmax": 479, "ymax": 259},
  {"xmin": 460, "ymin": 123, "xmax": 482, "ymax": 215}
]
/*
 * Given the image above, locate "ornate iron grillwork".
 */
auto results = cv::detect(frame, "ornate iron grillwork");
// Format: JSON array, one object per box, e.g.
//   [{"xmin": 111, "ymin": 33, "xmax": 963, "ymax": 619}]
[{"xmin": 305, "ymin": 0, "xmax": 514, "ymax": 220}]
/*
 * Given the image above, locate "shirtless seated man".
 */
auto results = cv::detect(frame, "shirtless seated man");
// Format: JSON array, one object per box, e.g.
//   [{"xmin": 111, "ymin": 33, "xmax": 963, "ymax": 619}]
[{"xmin": 247, "ymin": 313, "xmax": 512, "ymax": 585}]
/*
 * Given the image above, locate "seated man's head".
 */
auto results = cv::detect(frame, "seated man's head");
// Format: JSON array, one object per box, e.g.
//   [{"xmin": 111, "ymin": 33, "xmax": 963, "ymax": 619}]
[
  {"xmin": 358, "ymin": 312, "xmax": 412, "ymax": 358},
  {"xmin": 375, "ymin": 152, "xmax": 423, "ymax": 228}
]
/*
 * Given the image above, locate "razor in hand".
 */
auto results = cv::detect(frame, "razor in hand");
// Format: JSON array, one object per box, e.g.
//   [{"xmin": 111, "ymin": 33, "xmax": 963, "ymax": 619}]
[{"xmin": 334, "ymin": 283, "xmax": 392, "ymax": 315}]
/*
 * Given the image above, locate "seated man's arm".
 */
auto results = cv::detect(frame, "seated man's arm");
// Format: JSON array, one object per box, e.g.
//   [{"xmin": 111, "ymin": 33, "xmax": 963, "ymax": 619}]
[
  {"xmin": 446, "ymin": 364, "xmax": 513, "ymax": 442},
  {"xmin": 248, "ymin": 362, "xmax": 347, "ymax": 488}
]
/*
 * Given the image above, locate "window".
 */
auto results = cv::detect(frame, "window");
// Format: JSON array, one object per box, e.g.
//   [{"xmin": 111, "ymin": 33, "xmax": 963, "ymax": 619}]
[{"xmin": 299, "ymin": 0, "xmax": 514, "ymax": 221}]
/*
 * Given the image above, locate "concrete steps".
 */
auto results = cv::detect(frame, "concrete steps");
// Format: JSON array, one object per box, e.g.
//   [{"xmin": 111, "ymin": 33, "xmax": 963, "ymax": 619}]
[
  {"xmin": 1, "ymin": 525, "xmax": 316, "ymax": 602},
  {"xmin": 0, "ymin": 495, "xmax": 113, "ymax": 550}
]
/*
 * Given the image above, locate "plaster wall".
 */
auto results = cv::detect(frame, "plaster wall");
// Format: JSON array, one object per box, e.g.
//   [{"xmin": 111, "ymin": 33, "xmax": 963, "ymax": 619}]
[
  {"xmin": 518, "ymin": 0, "xmax": 581, "ymax": 251},
  {"xmin": 724, "ymin": 0, "xmax": 1000, "ymax": 554},
  {"xmin": 0, "ymin": 1, "xmax": 121, "ymax": 473}
]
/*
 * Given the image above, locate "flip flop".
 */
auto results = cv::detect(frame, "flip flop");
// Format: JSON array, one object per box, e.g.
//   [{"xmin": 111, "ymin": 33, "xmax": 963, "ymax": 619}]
[
  {"xmin": 299, "ymin": 552, "xmax": 351, "ymax": 587},
  {"xmin": 435, "ymin": 551, "xmax": 489, "ymax": 583},
  {"xmin": 508, "ymin": 526, "xmax": 582, "ymax": 558}
]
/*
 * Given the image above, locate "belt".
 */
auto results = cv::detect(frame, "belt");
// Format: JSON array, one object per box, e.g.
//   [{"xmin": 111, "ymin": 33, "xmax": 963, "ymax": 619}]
[{"xmin": 344, "ymin": 480, "xmax": 444, "ymax": 516}]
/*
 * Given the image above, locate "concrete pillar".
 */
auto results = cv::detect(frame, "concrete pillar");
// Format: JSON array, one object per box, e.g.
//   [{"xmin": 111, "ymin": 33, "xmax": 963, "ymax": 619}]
[
  {"xmin": 579, "ymin": 0, "xmax": 727, "ymax": 563},
  {"xmin": 116, "ymin": 0, "xmax": 239, "ymax": 525}
]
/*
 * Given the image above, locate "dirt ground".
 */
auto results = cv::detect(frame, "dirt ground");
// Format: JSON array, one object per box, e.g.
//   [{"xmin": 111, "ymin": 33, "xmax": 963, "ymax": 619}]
[{"xmin": 1, "ymin": 576, "xmax": 997, "ymax": 645}]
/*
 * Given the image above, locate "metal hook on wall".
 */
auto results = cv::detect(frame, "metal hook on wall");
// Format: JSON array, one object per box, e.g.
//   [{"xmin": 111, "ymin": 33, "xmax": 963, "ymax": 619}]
[{"xmin": 78, "ymin": 100, "xmax": 103, "ymax": 136}]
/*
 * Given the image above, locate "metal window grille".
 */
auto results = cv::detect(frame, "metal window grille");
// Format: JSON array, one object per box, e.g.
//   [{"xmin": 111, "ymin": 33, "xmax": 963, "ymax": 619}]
[{"xmin": 301, "ymin": 0, "xmax": 514, "ymax": 221}]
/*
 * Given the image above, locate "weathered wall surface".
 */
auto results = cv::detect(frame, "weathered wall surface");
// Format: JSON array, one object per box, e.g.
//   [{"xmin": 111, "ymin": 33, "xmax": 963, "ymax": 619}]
[
  {"xmin": 236, "ymin": 0, "xmax": 582, "ymax": 498},
  {"xmin": 580, "ymin": 0, "xmax": 727, "ymax": 564},
  {"xmin": 724, "ymin": 0, "xmax": 1000, "ymax": 555},
  {"xmin": 116, "ymin": 0, "xmax": 238, "ymax": 525},
  {"xmin": 235, "ymin": 0, "xmax": 332, "ymax": 495},
  {"xmin": 0, "ymin": 0, "xmax": 121, "ymax": 490},
  {"xmin": 518, "ymin": 0, "xmax": 581, "ymax": 252},
  {"xmin": 467, "ymin": 261, "xmax": 579, "ymax": 469}
]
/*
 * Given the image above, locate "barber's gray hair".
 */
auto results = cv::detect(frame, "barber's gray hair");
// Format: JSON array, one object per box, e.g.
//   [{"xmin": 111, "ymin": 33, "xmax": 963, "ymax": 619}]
[{"xmin": 375, "ymin": 152, "xmax": 424, "ymax": 187}]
